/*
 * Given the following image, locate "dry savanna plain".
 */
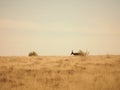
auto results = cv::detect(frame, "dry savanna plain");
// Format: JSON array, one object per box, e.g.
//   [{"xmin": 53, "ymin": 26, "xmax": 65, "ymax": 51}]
[{"xmin": 0, "ymin": 55, "xmax": 120, "ymax": 90}]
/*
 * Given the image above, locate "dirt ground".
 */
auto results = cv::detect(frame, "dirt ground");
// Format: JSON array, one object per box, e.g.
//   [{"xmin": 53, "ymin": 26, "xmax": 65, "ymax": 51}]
[{"xmin": 0, "ymin": 55, "xmax": 120, "ymax": 90}]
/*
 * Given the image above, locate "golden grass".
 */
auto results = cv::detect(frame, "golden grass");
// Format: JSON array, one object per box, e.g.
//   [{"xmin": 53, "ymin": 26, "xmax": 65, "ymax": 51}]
[{"xmin": 0, "ymin": 55, "xmax": 120, "ymax": 90}]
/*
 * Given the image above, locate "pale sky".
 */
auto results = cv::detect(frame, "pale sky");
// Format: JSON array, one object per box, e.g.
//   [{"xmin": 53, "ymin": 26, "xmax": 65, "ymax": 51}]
[{"xmin": 0, "ymin": 0, "xmax": 120, "ymax": 56}]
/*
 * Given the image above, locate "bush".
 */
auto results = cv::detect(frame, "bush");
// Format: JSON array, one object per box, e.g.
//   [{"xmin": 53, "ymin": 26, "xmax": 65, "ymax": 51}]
[
  {"xmin": 79, "ymin": 50, "xmax": 89, "ymax": 56},
  {"xmin": 28, "ymin": 51, "xmax": 38, "ymax": 56}
]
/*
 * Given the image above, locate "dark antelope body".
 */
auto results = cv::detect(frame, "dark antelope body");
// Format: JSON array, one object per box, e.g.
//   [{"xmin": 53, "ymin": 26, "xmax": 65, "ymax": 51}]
[{"xmin": 71, "ymin": 50, "xmax": 81, "ymax": 55}]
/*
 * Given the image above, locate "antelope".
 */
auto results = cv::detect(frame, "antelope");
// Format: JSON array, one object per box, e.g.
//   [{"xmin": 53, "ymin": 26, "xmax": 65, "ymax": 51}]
[{"xmin": 71, "ymin": 50, "xmax": 81, "ymax": 56}]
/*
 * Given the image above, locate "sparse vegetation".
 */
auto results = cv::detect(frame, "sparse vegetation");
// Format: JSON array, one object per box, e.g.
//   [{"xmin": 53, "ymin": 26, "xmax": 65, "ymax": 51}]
[{"xmin": 28, "ymin": 51, "xmax": 38, "ymax": 56}]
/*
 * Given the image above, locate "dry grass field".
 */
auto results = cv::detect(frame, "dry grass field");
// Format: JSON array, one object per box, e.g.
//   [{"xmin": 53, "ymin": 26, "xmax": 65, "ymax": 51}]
[{"xmin": 0, "ymin": 55, "xmax": 120, "ymax": 90}]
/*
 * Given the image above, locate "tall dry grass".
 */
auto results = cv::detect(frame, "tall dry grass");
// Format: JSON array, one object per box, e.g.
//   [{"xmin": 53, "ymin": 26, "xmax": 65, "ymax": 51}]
[{"xmin": 0, "ymin": 55, "xmax": 120, "ymax": 90}]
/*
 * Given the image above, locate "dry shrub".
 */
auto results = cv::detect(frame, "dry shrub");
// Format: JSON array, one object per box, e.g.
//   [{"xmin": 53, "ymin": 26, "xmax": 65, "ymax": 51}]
[
  {"xmin": 28, "ymin": 51, "xmax": 38, "ymax": 56},
  {"xmin": 106, "ymin": 54, "xmax": 111, "ymax": 58},
  {"xmin": 79, "ymin": 50, "xmax": 89, "ymax": 56}
]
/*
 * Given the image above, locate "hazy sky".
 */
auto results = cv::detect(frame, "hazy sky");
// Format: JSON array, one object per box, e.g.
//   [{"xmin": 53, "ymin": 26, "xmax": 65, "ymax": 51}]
[{"xmin": 0, "ymin": 0, "xmax": 120, "ymax": 56}]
